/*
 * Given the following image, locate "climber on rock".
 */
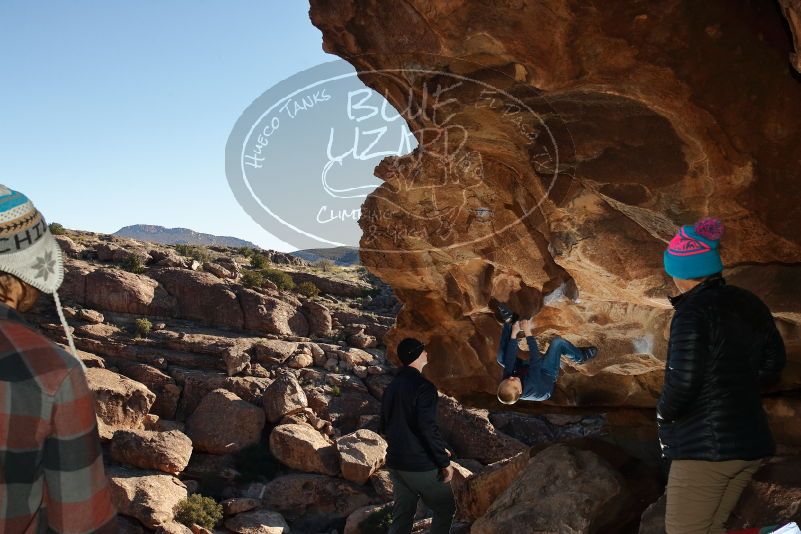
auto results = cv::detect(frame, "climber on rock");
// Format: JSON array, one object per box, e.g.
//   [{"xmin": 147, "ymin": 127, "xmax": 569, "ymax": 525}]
[{"xmin": 494, "ymin": 302, "xmax": 598, "ymax": 404}]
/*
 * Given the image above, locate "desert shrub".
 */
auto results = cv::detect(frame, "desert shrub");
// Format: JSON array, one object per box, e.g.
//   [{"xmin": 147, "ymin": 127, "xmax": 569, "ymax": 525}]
[
  {"xmin": 48, "ymin": 222, "xmax": 66, "ymax": 235},
  {"xmin": 134, "ymin": 318, "xmax": 152, "ymax": 338},
  {"xmin": 174, "ymin": 494, "xmax": 223, "ymax": 530},
  {"xmin": 330, "ymin": 385, "xmax": 342, "ymax": 397},
  {"xmin": 122, "ymin": 254, "xmax": 146, "ymax": 274},
  {"xmin": 313, "ymin": 258, "xmax": 336, "ymax": 272},
  {"xmin": 261, "ymin": 267, "xmax": 295, "ymax": 291},
  {"xmin": 297, "ymin": 280, "xmax": 320, "ymax": 298},
  {"xmin": 361, "ymin": 507, "xmax": 392, "ymax": 533},
  {"xmin": 237, "ymin": 247, "xmax": 255, "ymax": 258},
  {"xmin": 174, "ymin": 244, "xmax": 211, "ymax": 263},
  {"xmin": 250, "ymin": 253, "xmax": 268, "ymax": 269},
  {"xmin": 233, "ymin": 444, "xmax": 281, "ymax": 484},
  {"xmin": 240, "ymin": 270, "xmax": 265, "ymax": 289},
  {"xmin": 362, "ymin": 286, "xmax": 381, "ymax": 298}
]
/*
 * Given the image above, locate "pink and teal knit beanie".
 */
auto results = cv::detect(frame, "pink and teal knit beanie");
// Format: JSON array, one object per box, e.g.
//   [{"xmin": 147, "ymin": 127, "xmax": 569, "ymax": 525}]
[
  {"xmin": 663, "ymin": 217, "xmax": 724, "ymax": 280},
  {"xmin": 0, "ymin": 185, "xmax": 76, "ymax": 356}
]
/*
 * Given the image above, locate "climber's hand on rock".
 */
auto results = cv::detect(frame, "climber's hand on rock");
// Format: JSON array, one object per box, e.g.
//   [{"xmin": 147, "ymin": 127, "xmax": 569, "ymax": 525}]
[{"xmin": 519, "ymin": 318, "xmax": 534, "ymax": 335}]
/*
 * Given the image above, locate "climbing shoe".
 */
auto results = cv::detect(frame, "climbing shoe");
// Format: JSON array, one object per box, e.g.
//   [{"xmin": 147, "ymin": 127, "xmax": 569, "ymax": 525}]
[
  {"xmin": 576, "ymin": 346, "xmax": 598, "ymax": 364},
  {"xmin": 495, "ymin": 302, "xmax": 519, "ymax": 325}
]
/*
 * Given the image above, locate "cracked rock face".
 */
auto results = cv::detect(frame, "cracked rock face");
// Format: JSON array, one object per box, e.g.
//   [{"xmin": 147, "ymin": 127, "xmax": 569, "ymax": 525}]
[{"xmin": 310, "ymin": 0, "xmax": 801, "ymax": 406}]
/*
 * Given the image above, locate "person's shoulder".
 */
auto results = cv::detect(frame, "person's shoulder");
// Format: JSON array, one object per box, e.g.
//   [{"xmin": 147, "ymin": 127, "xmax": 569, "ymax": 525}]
[
  {"xmin": 717, "ymin": 283, "xmax": 772, "ymax": 314},
  {"xmin": 0, "ymin": 318, "xmax": 83, "ymax": 396}
]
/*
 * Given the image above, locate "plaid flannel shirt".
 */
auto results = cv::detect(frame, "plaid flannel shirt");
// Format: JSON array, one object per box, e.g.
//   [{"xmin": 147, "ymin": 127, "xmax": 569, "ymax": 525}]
[{"xmin": 0, "ymin": 302, "xmax": 116, "ymax": 533}]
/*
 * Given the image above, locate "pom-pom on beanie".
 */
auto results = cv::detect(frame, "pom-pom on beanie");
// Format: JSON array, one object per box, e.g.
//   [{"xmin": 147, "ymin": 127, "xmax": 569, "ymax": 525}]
[
  {"xmin": 664, "ymin": 217, "xmax": 724, "ymax": 280},
  {"xmin": 0, "ymin": 185, "xmax": 76, "ymax": 357}
]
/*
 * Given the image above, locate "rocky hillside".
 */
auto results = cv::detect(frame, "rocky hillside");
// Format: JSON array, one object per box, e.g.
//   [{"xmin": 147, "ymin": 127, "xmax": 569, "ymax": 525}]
[
  {"xmin": 21, "ymin": 229, "xmax": 800, "ymax": 532},
  {"xmin": 115, "ymin": 224, "xmax": 260, "ymax": 249},
  {"xmin": 291, "ymin": 247, "xmax": 361, "ymax": 266}
]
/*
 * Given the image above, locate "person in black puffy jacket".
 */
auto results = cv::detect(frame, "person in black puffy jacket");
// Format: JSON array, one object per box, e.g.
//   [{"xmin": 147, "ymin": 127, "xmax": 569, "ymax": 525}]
[{"xmin": 659, "ymin": 217, "xmax": 786, "ymax": 534}]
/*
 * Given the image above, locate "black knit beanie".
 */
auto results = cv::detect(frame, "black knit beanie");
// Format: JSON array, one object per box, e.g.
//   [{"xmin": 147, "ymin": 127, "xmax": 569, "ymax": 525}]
[{"xmin": 397, "ymin": 337, "xmax": 425, "ymax": 365}]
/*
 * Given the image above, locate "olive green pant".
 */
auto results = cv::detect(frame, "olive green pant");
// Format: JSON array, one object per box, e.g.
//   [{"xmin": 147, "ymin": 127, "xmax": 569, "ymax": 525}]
[
  {"xmin": 665, "ymin": 458, "xmax": 763, "ymax": 534},
  {"xmin": 388, "ymin": 468, "xmax": 456, "ymax": 534}
]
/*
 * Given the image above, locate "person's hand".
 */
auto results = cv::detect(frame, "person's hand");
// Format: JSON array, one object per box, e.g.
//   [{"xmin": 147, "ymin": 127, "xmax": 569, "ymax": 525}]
[
  {"xmin": 518, "ymin": 318, "xmax": 534, "ymax": 335},
  {"xmin": 440, "ymin": 464, "xmax": 454, "ymax": 483},
  {"xmin": 510, "ymin": 321, "xmax": 521, "ymax": 337},
  {"xmin": 445, "ymin": 448, "xmax": 452, "ymax": 458}
]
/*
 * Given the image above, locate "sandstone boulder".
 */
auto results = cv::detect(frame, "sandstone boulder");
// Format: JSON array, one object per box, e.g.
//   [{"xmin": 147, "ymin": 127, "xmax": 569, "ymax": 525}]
[
  {"xmin": 55, "ymin": 234, "xmax": 85, "ymax": 256},
  {"xmin": 286, "ymin": 351, "xmax": 313, "ymax": 369},
  {"xmin": 261, "ymin": 474, "xmax": 373, "ymax": 531},
  {"xmin": 111, "ymin": 429, "xmax": 193, "ymax": 474},
  {"xmin": 437, "ymin": 395, "xmax": 526, "ymax": 464},
  {"xmin": 224, "ymin": 509, "xmax": 290, "ymax": 534},
  {"xmin": 174, "ymin": 370, "xmax": 272, "ymax": 419},
  {"xmin": 84, "ymin": 268, "xmax": 177, "ymax": 316},
  {"xmin": 156, "ymin": 522, "xmax": 193, "ymax": 534},
  {"xmin": 336, "ymin": 429, "xmax": 387, "ymax": 485},
  {"xmin": 118, "ymin": 363, "xmax": 181, "ymax": 420},
  {"xmin": 369, "ymin": 469, "xmax": 395, "ymax": 502},
  {"xmin": 85, "ymin": 367, "xmax": 155, "ymax": 436},
  {"xmin": 301, "ymin": 300, "xmax": 333, "ymax": 337},
  {"xmin": 344, "ymin": 503, "xmax": 392, "ymax": 534},
  {"xmin": 186, "ymin": 389, "xmax": 265, "ymax": 454},
  {"xmin": 263, "ymin": 372, "xmax": 308, "ymax": 423},
  {"xmin": 637, "ymin": 495, "xmax": 666, "ymax": 534},
  {"xmin": 252, "ymin": 339, "xmax": 300, "ymax": 365},
  {"xmin": 108, "ymin": 467, "xmax": 188, "ymax": 529},
  {"xmin": 152, "ymin": 268, "xmax": 244, "ymax": 329},
  {"xmin": 472, "ymin": 445, "xmax": 631, "ymax": 534},
  {"xmin": 76, "ymin": 307, "xmax": 105, "ymax": 323},
  {"xmin": 269, "ymin": 423, "xmax": 340, "ymax": 476},
  {"xmin": 307, "ymin": 388, "xmax": 381, "ymax": 434},
  {"xmin": 221, "ymin": 498, "xmax": 261, "ymax": 517},
  {"xmin": 452, "ymin": 450, "xmax": 530, "ymax": 522},
  {"xmin": 239, "ymin": 289, "xmax": 309, "ymax": 337}
]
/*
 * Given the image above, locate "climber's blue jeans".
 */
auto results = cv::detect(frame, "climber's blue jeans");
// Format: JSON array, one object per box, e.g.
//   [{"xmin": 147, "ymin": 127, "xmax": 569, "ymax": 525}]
[{"xmin": 496, "ymin": 322, "xmax": 585, "ymax": 400}]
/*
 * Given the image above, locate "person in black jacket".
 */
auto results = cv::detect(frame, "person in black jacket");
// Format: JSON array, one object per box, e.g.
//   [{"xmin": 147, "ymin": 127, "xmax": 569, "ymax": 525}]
[
  {"xmin": 379, "ymin": 337, "xmax": 455, "ymax": 534},
  {"xmin": 660, "ymin": 218, "xmax": 786, "ymax": 534}
]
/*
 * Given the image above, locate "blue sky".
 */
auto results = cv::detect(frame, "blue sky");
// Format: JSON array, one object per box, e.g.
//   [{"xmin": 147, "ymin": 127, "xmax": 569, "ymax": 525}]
[{"xmin": 0, "ymin": 1, "xmax": 341, "ymax": 251}]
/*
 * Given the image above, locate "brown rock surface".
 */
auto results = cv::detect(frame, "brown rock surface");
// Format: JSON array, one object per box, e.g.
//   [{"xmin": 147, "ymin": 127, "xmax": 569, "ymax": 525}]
[
  {"xmin": 269, "ymin": 423, "xmax": 340, "ymax": 476},
  {"xmin": 186, "ymin": 389, "xmax": 266, "ymax": 454},
  {"xmin": 301, "ymin": 300, "xmax": 333, "ymax": 337},
  {"xmin": 438, "ymin": 395, "xmax": 527, "ymax": 464},
  {"xmin": 263, "ymin": 372, "xmax": 308, "ymax": 423},
  {"xmin": 85, "ymin": 367, "xmax": 155, "ymax": 435},
  {"xmin": 117, "ymin": 363, "xmax": 181, "ymax": 420},
  {"xmin": 111, "ymin": 429, "xmax": 193, "ymax": 474},
  {"xmin": 471, "ymin": 444, "xmax": 631, "ymax": 533},
  {"xmin": 224, "ymin": 509, "xmax": 290, "ymax": 534},
  {"xmin": 336, "ymin": 429, "xmax": 388, "ymax": 485},
  {"xmin": 152, "ymin": 268, "xmax": 243, "ymax": 329},
  {"xmin": 84, "ymin": 269, "xmax": 177, "ymax": 316},
  {"xmin": 239, "ymin": 289, "xmax": 309, "ymax": 337},
  {"xmin": 308, "ymin": 0, "xmax": 801, "ymax": 406},
  {"xmin": 307, "ymin": 388, "xmax": 381, "ymax": 434},
  {"xmin": 108, "ymin": 467, "xmax": 188, "ymax": 529},
  {"xmin": 452, "ymin": 450, "xmax": 530, "ymax": 522},
  {"xmin": 261, "ymin": 474, "xmax": 373, "ymax": 531}
]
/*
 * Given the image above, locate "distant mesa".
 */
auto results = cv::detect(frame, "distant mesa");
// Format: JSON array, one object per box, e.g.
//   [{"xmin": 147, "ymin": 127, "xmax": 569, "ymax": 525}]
[
  {"xmin": 291, "ymin": 246, "xmax": 360, "ymax": 266},
  {"xmin": 114, "ymin": 225, "xmax": 259, "ymax": 249}
]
